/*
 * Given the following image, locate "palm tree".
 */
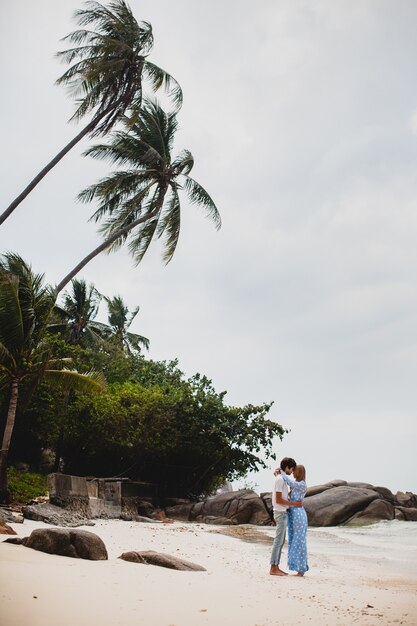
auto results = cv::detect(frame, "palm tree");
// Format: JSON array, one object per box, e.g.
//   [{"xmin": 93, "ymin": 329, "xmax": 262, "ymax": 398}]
[
  {"xmin": 104, "ymin": 295, "xmax": 149, "ymax": 353},
  {"xmin": 0, "ymin": 0, "xmax": 182, "ymax": 226},
  {"xmin": 0, "ymin": 254, "xmax": 105, "ymax": 503},
  {"xmin": 56, "ymin": 99, "xmax": 221, "ymax": 293},
  {"xmin": 57, "ymin": 278, "xmax": 104, "ymax": 346}
]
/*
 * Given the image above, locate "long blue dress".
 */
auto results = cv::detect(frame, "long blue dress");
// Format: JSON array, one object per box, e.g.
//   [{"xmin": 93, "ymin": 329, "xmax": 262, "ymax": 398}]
[{"xmin": 281, "ymin": 473, "xmax": 309, "ymax": 574}]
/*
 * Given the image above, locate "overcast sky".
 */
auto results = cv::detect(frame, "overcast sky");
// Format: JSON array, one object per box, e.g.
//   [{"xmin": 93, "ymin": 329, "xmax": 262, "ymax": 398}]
[{"xmin": 1, "ymin": 0, "xmax": 416, "ymax": 495}]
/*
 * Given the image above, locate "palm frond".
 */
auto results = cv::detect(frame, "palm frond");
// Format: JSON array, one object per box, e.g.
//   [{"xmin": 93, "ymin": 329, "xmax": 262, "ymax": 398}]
[
  {"xmin": 138, "ymin": 99, "xmax": 178, "ymax": 157},
  {"xmin": 172, "ymin": 149, "xmax": 194, "ymax": 175},
  {"xmin": 156, "ymin": 185, "xmax": 181, "ymax": 264},
  {"xmin": 181, "ymin": 176, "xmax": 222, "ymax": 230},
  {"xmin": 127, "ymin": 305, "xmax": 139, "ymax": 328},
  {"xmin": 0, "ymin": 341, "xmax": 13, "ymax": 367},
  {"xmin": 142, "ymin": 61, "xmax": 183, "ymax": 111},
  {"xmin": 0, "ymin": 272, "xmax": 24, "ymax": 354},
  {"xmin": 44, "ymin": 368, "xmax": 106, "ymax": 393},
  {"xmin": 126, "ymin": 331, "xmax": 149, "ymax": 351},
  {"xmin": 128, "ymin": 216, "xmax": 159, "ymax": 265}
]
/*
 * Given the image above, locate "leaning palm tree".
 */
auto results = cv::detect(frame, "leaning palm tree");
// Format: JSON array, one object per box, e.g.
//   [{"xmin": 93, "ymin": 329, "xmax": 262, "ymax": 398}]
[
  {"xmin": 56, "ymin": 99, "xmax": 221, "ymax": 293},
  {"xmin": 104, "ymin": 295, "xmax": 149, "ymax": 353},
  {"xmin": 0, "ymin": 254, "xmax": 105, "ymax": 503},
  {"xmin": 0, "ymin": 0, "xmax": 182, "ymax": 226}
]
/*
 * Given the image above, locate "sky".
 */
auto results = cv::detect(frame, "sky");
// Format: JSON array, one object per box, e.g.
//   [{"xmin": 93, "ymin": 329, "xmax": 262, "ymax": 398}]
[{"xmin": 1, "ymin": 0, "xmax": 416, "ymax": 495}]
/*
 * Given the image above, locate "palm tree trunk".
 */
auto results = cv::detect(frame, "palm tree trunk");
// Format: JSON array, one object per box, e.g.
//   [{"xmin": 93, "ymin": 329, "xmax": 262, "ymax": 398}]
[
  {"xmin": 53, "ymin": 390, "xmax": 73, "ymax": 472},
  {"xmin": 0, "ymin": 107, "xmax": 115, "ymax": 227},
  {"xmin": 0, "ymin": 379, "xmax": 19, "ymax": 504},
  {"xmin": 56, "ymin": 204, "xmax": 163, "ymax": 294}
]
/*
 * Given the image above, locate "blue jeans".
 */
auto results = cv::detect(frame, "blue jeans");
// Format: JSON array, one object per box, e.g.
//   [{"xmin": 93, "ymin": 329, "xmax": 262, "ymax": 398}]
[{"xmin": 270, "ymin": 511, "xmax": 288, "ymax": 566}]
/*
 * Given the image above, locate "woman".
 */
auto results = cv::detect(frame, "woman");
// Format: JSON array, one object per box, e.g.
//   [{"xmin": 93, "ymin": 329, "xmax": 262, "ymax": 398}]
[{"xmin": 280, "ymin": 464, "xmax": 309, "ymax": 576}]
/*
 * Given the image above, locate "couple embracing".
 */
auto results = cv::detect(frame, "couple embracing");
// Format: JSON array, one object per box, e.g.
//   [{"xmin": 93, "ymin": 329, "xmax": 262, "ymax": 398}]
[{"xmin": 269, "ymin": 456, "xmax": 309, "ymax": 577}]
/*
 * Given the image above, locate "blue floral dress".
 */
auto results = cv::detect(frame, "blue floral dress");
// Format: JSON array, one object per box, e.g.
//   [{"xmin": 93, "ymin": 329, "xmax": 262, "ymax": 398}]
[{"xmin": 281, "ymin": 473, "xmax": 309, "ymax": 574}]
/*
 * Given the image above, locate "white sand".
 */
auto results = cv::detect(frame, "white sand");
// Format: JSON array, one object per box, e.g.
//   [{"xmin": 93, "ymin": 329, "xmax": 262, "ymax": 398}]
[{"xmin": 1, "ymin": 518, "xmax": 416, "ymax": 626}]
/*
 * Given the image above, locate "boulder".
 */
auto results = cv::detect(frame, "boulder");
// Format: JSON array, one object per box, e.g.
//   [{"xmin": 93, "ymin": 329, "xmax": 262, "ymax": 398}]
[
  {"xmin": 119, "ymin": 550, "xmax": 205, "ymax": 571},
  {"xmin": 347, "ymin": 482, "xmax": 374, "ymax": 489},
  {"xmin": 303, "ymin": 486, "xmax": 379, "ymax": 526},
  {"xmin": 260, "ymin": 493, "xmax": 272, "ymax": 513},
  {"xmin": 165, "ymin": 502, "xmax": 195, "ymax": 521},
  {"xmin": 121, "ymin": 497, "xmax": 158, "ymax": 520},
  {"xmin": 395, "ymin": 492, "xmax": 417, "ymax": 509},
  {"xmin": 194, "ymin": 515, "xmax": 235, "ymax": 525},
  {"xmin": 305, "ymin": 480, "xmax": 348, "ymax": 497},
  {"xmin": 346, "ymin": 499, "xmax": 395, "ymax": 525},
  {"xmin": 394, "ymin": 506, "xmax": 417, "ymax": 521},
  {"xmin": 0, "ymin": 508, "xmax": 24, "ymax": 524},
  {"xmin": 21, "ymin": 528, "xmax": 108, "ymax": 560},
  {"xmin": 196, "ymin": 490, "xmax": 271, "ymax": 525},
  {"xmin": 166, "ymin": 490, "xmax": 271, "ymax": 525},
  {"xmin": 23, "ymin": 503, "xmax": 94, "ymax": 527},
  {"xmin": 0, "ymin": 518, "xmax": 17, "ymax": 535},
  {"xmin": 371, "ymin": 486, "xmax": 395, "ymax": 503},
  {"xmin": 3, "ymin": 536, "xmax": 23, "ymax": 544}
]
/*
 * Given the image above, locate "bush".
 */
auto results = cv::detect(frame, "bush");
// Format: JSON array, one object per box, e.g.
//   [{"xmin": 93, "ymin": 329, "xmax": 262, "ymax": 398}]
[{"xmin": 7, "ymin": 467, "xmax": 48, "ymax": 504}]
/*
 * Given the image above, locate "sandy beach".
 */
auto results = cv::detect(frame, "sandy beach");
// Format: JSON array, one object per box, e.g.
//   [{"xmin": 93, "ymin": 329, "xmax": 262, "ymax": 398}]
[{"xmin": 1, "ymin": 518, "xmax": 416, "ymax": 626}]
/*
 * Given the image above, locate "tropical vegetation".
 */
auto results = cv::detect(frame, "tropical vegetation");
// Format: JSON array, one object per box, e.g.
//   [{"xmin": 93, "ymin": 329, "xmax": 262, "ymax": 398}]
[
  {"xmin": 0, "ymin": 254, "xmax": 105, "ymax": 503},
  {"xmin": 0, "ymin": 258, "xmax": 285, "ymax": 501}
]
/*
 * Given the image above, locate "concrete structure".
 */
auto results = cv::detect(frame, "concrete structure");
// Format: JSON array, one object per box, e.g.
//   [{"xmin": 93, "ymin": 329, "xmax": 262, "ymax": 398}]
[{"xmin": 48, "ymin": 474, "xmax": 157, "ymax": 519}]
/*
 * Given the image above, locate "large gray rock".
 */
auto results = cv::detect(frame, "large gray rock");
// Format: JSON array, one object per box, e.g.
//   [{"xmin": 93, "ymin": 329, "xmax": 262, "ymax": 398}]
[
  {"xmin": 371, "ymin": 486, "xmax": 395, "ymax": 503},
  {"xmin": 166, "ymin": 490, "xmax": 271, "ymax": 526},
  {"xmin": 346, "ymin": 482, "xmax": 374, "ymax": 489},
  {"xmin": 394, "ymin": 506, "xmax": 417, "ymax": 521},
  {"xmin": 164, "ymin": 502, "xmax": 195, "ymax": 521},
  {"xmin": 303, "ymin": 486, "xmax": 379, "ymax": 526},
  {"xmin": 119, "ymin": 550, "xmax": 206, "ymax": 571},
  {"xmin": 395, "ymin": 492, "xmax": 417, "ymax": 509},
  {"xmin": 305, "ymin": 480, "xmax": 348, "ymax": 497},
  {"xmin": 0, "ymin": 508, "xmax": 24, "ymax": 524},
  {"xmin": 23, "ymin": 503, "xmax": 94, "ymax": 527},
  {"xmin": 21, "ymin": 528, "xmax": 108, "ymax": 560},
  {"xmin": 121, "ymin": 498, "xmax": 157, "ymax": 519},
  {"xmin": 346, "ymin": 498, "xmax": 395, "ymax": 525}
]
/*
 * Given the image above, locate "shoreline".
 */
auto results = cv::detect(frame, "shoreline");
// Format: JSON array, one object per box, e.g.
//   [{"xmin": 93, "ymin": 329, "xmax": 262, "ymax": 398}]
[{"xmin": 1, "ymin": 518, "xmax": 416, "ymax": 626}]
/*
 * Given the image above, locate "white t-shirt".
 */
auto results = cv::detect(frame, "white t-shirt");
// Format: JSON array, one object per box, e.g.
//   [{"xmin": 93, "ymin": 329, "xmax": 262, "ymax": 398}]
[{"xmin": 272, "ymin": 474, "xmax": 289, "ymax": 512}]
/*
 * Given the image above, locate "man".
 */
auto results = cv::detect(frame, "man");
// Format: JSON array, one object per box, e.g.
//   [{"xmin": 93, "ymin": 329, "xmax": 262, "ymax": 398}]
[{"xmin": 270, "ymin": 456, "xmax": 302, "ymax": 576}]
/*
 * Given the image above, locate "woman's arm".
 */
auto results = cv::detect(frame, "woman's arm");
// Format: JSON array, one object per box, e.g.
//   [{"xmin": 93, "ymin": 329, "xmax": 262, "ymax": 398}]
[{"xmin": 279, "ymin": 472, "xmax": 296, "ymax": 487}]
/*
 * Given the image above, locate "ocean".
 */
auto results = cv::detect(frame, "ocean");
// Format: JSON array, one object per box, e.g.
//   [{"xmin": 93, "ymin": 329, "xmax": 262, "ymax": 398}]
[{"xmin": 310, "ymin": 520, "xmax": 417, "ymax": 577}]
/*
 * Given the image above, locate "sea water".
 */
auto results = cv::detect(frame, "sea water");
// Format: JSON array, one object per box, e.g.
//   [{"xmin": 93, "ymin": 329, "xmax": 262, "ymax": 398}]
[{"xmin": 310, "ymin": 520, "xmax": 417, "ymax": 577}]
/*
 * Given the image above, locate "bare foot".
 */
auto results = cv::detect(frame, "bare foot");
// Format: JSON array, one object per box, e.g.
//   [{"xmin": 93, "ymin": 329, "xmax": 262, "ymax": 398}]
[
  {"xmin": 294, "ymin": 572, "xmax": 305, "ymax": 577},
  {"xmin": 270, "ymin": 566, "xmax": 288, "ymax": 576}
]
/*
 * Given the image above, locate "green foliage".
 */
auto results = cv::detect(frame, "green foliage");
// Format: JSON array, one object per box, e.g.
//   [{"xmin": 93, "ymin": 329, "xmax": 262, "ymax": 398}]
[
  {"xmin": 1, "ymin": 264, "xmax": 287, "ymax": 500},
  {"xmin": 0, "ymin": 254, "xmax": 104, "ymax": 502},
  {"xmin": 7, "ymin": 467, "xmax": 48, "ymax": 504},
  {"xmin": 59, "ymin": 372, "xmax": 285, "ymax": 498}
]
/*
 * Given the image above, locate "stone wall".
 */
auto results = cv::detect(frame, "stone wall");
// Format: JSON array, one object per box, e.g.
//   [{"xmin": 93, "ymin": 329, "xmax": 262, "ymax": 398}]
[{"xmin": 47, "ymin": 474, "xmax": 157, "ymax": 520}]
